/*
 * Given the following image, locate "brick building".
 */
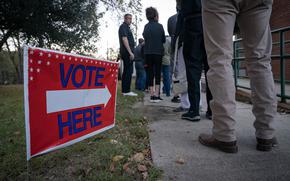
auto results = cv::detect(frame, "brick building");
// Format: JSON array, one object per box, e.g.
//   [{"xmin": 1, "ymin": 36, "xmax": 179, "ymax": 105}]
[{"xmin": 270, "ymin": 0, "xmax": 290, "ymax": 81}]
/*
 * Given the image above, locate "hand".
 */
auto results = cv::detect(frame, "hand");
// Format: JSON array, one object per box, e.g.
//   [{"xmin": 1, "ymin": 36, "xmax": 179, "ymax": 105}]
[{"xmin": 129, "ymin": 52, "xmax": 134, "ymax": 61}]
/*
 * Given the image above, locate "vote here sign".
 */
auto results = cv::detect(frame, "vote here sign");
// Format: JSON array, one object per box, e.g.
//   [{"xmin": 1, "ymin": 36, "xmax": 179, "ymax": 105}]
[{"xmin": 23, "ymin": 46, "xmax": 119, "ymax": 160}]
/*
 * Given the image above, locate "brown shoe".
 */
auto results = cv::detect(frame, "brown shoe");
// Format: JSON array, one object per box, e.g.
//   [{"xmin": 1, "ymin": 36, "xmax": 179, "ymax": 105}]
[
  {"xmin": 256, "ymin": 137, "xmax": 278, "ymax": 152},
  {"xmin": 199, "ymin": 134, "xmax": 238, "ymax": 153}
]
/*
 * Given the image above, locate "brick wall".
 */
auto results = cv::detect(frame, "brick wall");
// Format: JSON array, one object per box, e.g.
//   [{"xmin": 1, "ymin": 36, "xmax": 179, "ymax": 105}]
[
  {"xmin": 270, "ymin": 0, "xmax": 290, "ymax": 29},
  {"xmin": 270, "ymin": 0, "xmax": 290, "ymax": 81}
]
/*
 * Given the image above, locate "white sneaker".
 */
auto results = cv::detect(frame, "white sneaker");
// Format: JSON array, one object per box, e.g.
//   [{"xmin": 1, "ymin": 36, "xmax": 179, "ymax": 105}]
[{"xmin": 122, "ymin": 92, "xmax": 138, "ymax": 96}]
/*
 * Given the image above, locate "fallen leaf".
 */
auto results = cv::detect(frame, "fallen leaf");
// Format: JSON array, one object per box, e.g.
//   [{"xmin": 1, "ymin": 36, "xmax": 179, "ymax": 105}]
[
  {"xmin": 110, "ymin": 139, "xmax": 118, "ymax": 144},
  {"xmin": 142, "ymin": 171, "xmax": 149, "ymax": 179},
  {"xmin": 14, "ymin": 131, "xmax": 21, "ymax": 135},
  {"xmin": 142, "ymin": 149, "xmax": 150, "ymax": 156},
  {"xmin": 133, "ymin": 153, "xmax": 144, "ymax": 162},
  {"xmin": 144, "ymin": 160, "xmax": 153, "ymax": 167},
  {"xmin": 123, "ymin": 163, "xmax": 134, "ymax": 175},
  {"xmin": 123, "ymin": 162, "xmax": 130, "ymax": 171},
  {"xmin": 112, "ymin": 155, "xmax": 124, "ymax": 162},
  {"xmin": 137, "ymin": 164, "xmax": 147, "ymax": 172},
  {"xmin": 110, "ymin": 163, "xmax": 115, "ymax": 172},
  {"xmin": 175, "ymin": 158, "xmax": 185, "ymax": 164},
  {"xmin": 87, "ymin": 141, "xmax": 94, "ymax": 145}
]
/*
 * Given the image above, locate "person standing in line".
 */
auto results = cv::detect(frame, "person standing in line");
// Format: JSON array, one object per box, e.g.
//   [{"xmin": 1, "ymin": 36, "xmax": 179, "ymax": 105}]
[
  {"xmin": 175, "ymin": 0, "xmax": 213, "ymax": 121},
  {"xmin": 173, "ymin": 45, "xmax": 190, "ymax": 112},
  {"xmin": 162, "ymin": 36, "xmax": 172, "ymax": 97},
  {"xmin": 134, "ymin": 38, "xmax": 146, "ymax": 91},
  {"xmin": 118, "ymin": 14, "xmax": 138, "ymax": 96},
  {"xmin": 199, "ymin": 0, "xmax": 278, "ymax": 153},
  {"xmin": 143, "ymin": 7, "xmax": 166, "ymax": 103},
  {"xmin": 168, "ymin": 11, "xmax": 181, "ymax": 103}
]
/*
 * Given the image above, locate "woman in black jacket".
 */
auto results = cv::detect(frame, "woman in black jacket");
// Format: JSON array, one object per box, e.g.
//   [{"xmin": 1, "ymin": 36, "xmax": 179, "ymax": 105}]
[{"xmin": 143, "ymin": 7, "xmax": 166, "ymax": 103}]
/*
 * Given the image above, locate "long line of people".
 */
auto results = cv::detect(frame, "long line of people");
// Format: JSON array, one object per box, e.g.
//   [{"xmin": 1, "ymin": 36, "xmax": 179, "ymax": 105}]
[
  {"xmin": 118, "ymin": 6, "xmax": 212, "ymax": 117},
  {"xmin": 119, "ymin": 0, "xmax": 278, "ymax": 153}
]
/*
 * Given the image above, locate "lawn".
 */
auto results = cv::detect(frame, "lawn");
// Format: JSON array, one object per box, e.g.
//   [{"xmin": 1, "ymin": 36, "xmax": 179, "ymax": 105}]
[{"xmin": 0, "ymin": 84, "xmax": 162, "ymax": 180}]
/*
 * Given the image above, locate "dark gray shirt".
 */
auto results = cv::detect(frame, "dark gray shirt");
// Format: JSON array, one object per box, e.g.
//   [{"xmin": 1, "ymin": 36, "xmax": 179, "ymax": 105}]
[
  {"xmin": 134, "ymin": 43, "xmax": 144, "ymax": 61},
  {"xmin": 142, "ymin": 20, "xmax": 166, "ymax": 55},
  {"xmin": 167, "ymin": 14, "xmax": 178, "ymax": 38},
  {"xmin": 118, "ymin": 22, "xmax": 135, "ymax": 55}
]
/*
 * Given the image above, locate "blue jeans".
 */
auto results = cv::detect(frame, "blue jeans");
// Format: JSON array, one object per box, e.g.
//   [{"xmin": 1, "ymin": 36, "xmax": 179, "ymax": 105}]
[
  {"xmin": 135, "ymin": 60, "xmax": 146, "ymax": 91},
  {"xmin": 162, "ymin": 65, "xmax": 171, "ymax": 96}
]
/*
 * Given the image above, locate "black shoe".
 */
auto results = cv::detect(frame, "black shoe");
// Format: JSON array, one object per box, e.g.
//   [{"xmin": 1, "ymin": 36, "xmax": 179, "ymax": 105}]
[
  {"xmin": 256, "ymin": 137, "xmax": 278, "ymax": 152},
  {"xmin": 156, "ymin": 96, "xmax": 163, "ymax": 101},
  {"xmin": 173, "ymin": 107, "xmax": 189, "ymax": 112},
  {"xmin": 206, "ymin": 112, "xmax": 212, "ymax": 120},
  {"xmin": 150, "ymin": 96, "xmax": 155, "ymax": 103},
  {"xmin": 171, "ymin": 96, "xmax": 180, "ymax": 103},
  {"xmin": 182, "ymin": 111, "xmax": 200, "ymax": 122},
  {"xmin": 150, "ymin": 96, "xmax": 160, "ymax": 103}
]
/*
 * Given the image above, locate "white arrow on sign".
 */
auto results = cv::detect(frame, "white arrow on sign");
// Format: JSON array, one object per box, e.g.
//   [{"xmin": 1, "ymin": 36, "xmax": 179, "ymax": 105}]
[{"xmin": 46, "ymin": 86, "xmax": 111, "ymax": 114}]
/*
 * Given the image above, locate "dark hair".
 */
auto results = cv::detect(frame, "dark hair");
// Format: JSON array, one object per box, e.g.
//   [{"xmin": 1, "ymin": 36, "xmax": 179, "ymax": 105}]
[
  {"xmin": 145, "ymin": 7, "xmax": 158, "ymax": 21},
  {"xmin": 138, "ymin": 38, "xmax": 144, "ymax": 44},
  {"xmin": 124, "ymin": 14, "xmax": 132, "ymax": 18}
]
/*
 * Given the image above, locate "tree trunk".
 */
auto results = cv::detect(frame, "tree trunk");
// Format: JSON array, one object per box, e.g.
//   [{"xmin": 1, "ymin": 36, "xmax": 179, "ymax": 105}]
[
  {"xmin": 0, "ymin": 30, "xmax": 13, "ymax": 52},
  {"xmin": 13, "ymin": 35, "xmax": 23, "ymax": 84},
  {"xmin": 5, "ymin": 41, "xmax": 21, "ymax": 84}
]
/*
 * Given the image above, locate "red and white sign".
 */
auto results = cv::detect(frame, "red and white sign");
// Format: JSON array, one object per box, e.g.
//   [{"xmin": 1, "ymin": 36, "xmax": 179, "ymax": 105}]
[{"xmin": 23, "ymin": 46, "xmax": 119, "ymax": 160}]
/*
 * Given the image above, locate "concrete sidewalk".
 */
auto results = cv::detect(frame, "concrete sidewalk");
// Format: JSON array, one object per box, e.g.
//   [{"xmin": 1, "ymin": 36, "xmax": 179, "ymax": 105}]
[{"xmin": 141, "ymin": 93, "xmax": 290, "ymax": 181}]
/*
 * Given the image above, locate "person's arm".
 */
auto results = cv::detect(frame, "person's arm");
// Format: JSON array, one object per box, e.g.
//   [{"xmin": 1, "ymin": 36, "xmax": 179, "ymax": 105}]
[
  {"xmin": 167, "ymin": 17, "xmax": 172, "ymax": 37},
  {"xmin": 175, "ymin": 12, "xmax": 183, "ymax": 39},
  {"xmin": 161, "ymin": 25, "xmax": 166, "ymax": 43},
  {"xmin": 122, "ymin": 37, "xmax": 134, "ymax": 60}
]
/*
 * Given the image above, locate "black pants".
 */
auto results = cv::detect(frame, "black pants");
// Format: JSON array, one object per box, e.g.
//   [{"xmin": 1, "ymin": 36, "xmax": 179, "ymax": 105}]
[
  {"xmin": 145, "ymin": 54, "xmax": 163, "ymax": 87},
  {"xmin": 183, "ymin": 16, "xmax": 212, "ymax": 115},
  {"xmin": 121, "ymin": 53, "xmax": 133, "ymax": 93}
]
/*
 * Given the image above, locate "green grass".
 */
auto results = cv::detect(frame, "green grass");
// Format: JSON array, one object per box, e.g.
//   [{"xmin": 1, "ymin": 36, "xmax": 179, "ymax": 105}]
[{"xmin": 0, "ymin": 84, "xmax": 162, "ymax": 180}]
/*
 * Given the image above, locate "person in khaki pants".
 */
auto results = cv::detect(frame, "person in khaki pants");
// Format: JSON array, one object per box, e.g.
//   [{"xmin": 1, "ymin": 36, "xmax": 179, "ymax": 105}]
[{"xmin": 199, "ymin": 0, "xmax": 278, "ymax": 153}]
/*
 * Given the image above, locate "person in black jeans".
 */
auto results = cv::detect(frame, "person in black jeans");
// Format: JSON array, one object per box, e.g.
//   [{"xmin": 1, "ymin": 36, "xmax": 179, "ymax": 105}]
[
  {"xmin": 175, "ymin": 0, "xmax": 212, "ymax": 121},
  {"xmin": 143, "ymin": 7, "xmax": 166, "ymax": 103},
  {"xmin": 118, "ymin": 14, "xmax": 137, "ymax": 96}
]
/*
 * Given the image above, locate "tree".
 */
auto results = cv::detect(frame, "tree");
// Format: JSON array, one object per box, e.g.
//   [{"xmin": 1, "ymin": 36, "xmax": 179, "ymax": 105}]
[
  {"xmin": 0, "ymin": 0, "xmax": 142, "ymax": 52},
  {"xmin": 0, "ymin": 0, "xmax": 142, "ymax": 83},
  {"xmin": 0, "ymin": 0, "xmax": 104, "ymax": 52}
]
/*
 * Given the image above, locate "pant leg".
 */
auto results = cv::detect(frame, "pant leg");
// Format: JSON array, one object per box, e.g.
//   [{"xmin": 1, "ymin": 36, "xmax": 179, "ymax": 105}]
[
  {"xmin": 135, "ymin": 61, "xmax": 142, "ymax": 90},
  {"xmin": 183, "ymin": 17, "xmax": 203, "ymax": 115},
  {"xmin": 201, "ymin": 42, "xmax": 213, "ymax": 115},
  {"xmin": 154, "ymin": 55, "xmax": 163, "ymax": 86},
  {"xmin": 181, "ymin": 92, "xmax": 190, "ymax": 109},
  {"xmin": 202, "ymin": 0, "xmax": 238, "ymax": 142},
  {"xmin": 162, "ymin": 66, "xmax": 166, "ymax": 93},
  {"xmin": 140, "ymin": 65, "xmax": 146, "ymax": 91},
  {"xmin": 135, "ymin": 61, "xmax": 140, "ymax": 90},
  {"xmin": 238, "ymin": 0, "xmax": 276, "ymax": 139},
  {"xmin": 145, "ymin": 67, "xmax": 149, "ymax": 89},
  {"xmin": 146, "ymin": 55, "xmax": 155, "ymax": 87},
  {"xmin": 162, "ymin": 65, "xmax": 171, "ymax": 96},
  {"xmin": 121, "ymin": 53, "xmax": 133, "ymax": 93}
]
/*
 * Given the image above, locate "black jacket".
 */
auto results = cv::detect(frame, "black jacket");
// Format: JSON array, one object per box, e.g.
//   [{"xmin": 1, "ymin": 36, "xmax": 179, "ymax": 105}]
[
  {"xmin": 175, "ymin": 0, "xmax": 202, "ymax": 37},
  {"xmin": 142, "ymin": 20, "xmax": 166, "ymax": 55}
]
